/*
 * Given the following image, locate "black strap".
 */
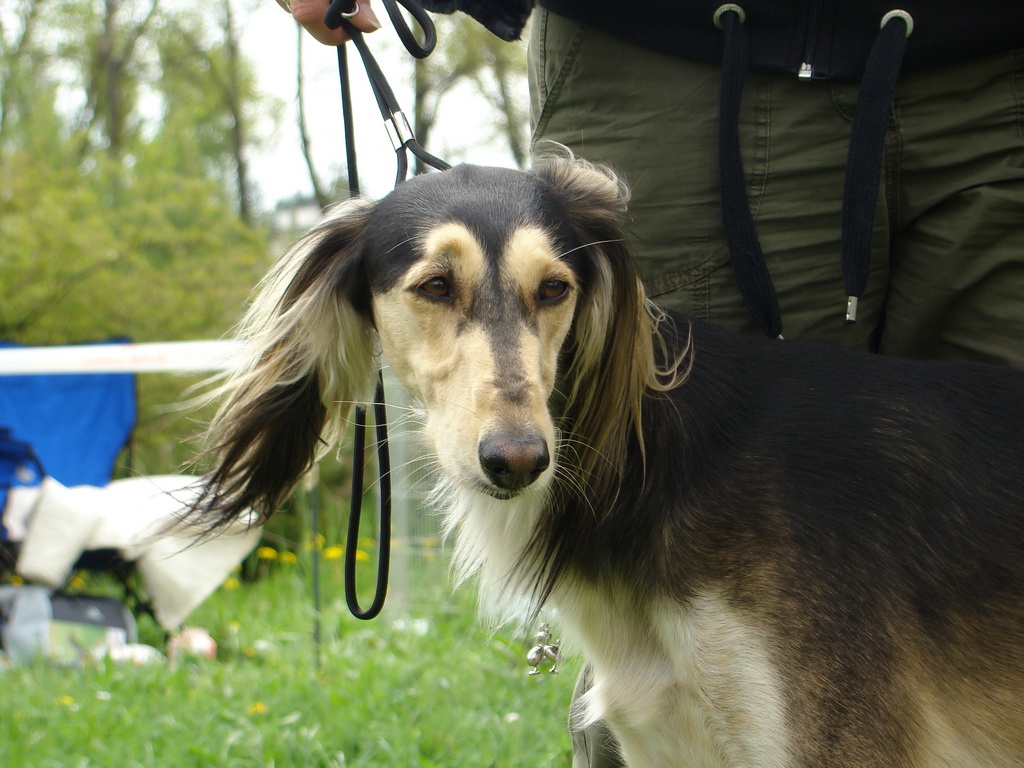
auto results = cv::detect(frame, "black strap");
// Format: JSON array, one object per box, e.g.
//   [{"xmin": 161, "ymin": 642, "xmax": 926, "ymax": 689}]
[
  {"xmin": 327, "ymin": 0, "xmax": 450, "ymax": 187},
  {"xmin": 327, "ymin": 0, "xmax": 435, "ymax": 57},
  {"xmin": 337, "ymin": 44, "xmax": 360, "ymax": 196}
]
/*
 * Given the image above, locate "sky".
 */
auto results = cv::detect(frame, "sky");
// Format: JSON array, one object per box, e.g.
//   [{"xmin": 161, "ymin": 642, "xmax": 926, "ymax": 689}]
[{"xmin": 241, "ymin": 3, "xmax": 524, "ymax": 206}]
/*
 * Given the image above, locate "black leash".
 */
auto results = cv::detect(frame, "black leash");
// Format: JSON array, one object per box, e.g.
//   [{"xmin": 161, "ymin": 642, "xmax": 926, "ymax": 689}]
[
  {"xmin": 327, "ymin": 0, "xmax": 450, "ymax": 187},
  {"xmin": 325, "ymin": 0, "xmax": 450, "ymax": 620}
]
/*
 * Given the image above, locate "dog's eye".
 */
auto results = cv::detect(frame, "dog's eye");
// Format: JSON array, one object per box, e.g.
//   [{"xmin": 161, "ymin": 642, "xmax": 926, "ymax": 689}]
[
  {"xmin": 418, "ymin": 277, "xmax": 452, "ymax": 301},
  {"xmin": 538, "ymin": 279, "xmax": 569, "ymax": 304}
]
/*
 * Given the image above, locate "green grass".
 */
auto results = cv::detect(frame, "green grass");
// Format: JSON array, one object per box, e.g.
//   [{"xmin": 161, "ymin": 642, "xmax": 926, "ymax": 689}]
[{"xmin": 1, "ymin": 559, "xmax": 576, "ymax": 767}]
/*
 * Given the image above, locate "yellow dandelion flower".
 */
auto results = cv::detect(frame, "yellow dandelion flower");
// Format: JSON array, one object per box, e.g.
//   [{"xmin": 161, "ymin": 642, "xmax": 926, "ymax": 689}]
[
  {"xmin": 355, "ymin": 549, "xmax": 370, "ymax": 563},
  {"xmin": 248, "ymin": 702, "xmax": 268, "ymax": 716},
  {"xmin": 55, "ymin": 695, "xmax": 75, "ymax": 707},
  {"xmin": 279, "ymin": 551, "xmax": 297, "ymax": 565},
  {"xmin": 223, "ymin": 577, "xmax": 241, "ymax": 590},
  {"xmin": 243, "ymin": 647, "xmax": 256, "ymax": 658},
  {"xmin": 256, "ymin": 546, "xmax": 278, "ymax": 560},
  {"xmin": 323, "ymin": 546, "xmax": 343, "ymax": 561}
]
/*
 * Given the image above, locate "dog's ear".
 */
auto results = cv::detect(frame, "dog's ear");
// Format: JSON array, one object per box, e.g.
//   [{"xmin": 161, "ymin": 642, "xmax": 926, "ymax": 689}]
[
  {"xmin": 533, "ymin": 157, "xmax": 672, "ymax": 501},
  {"xmin": 195, "ymin": 199, "xmax": 380, "ymax": 527}
]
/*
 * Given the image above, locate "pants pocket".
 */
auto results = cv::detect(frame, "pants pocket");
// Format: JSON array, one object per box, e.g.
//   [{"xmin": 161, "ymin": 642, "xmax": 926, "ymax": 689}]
[{"xmin": 529, "ymin": 8, "xmax": 587, "ymax": 148}]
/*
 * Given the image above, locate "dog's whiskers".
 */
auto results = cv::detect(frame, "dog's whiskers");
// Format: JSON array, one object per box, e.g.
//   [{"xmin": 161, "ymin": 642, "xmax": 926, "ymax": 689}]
[
  {"xmin": 431, "ymin": 396, "xmax": 486, "ymax": 422},
  {"xmin": 556, "ymin": 238, "xmax": 625, "ymax": 261},
  {"xmin": 385, "ymin": 235, "xmax": 416, "ymax": 255}
]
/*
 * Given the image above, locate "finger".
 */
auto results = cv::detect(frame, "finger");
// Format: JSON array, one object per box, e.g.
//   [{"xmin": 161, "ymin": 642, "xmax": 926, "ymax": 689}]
[{"xmin": 289, "ymin": 0, "xmax": 382, "ymax": 46}]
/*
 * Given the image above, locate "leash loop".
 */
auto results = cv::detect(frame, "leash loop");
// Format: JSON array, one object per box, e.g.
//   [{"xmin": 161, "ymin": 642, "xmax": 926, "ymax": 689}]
[
  {"xmin": 325, "ymin": 0, "xmax": 436, "ymax": 58},
  {"xmin": 381, "ymin": 0, "xmax": 437, "ymax": 58},
  {"xmin": 344, "ymin": 373, "xmax": 393, "ymax": 620}
]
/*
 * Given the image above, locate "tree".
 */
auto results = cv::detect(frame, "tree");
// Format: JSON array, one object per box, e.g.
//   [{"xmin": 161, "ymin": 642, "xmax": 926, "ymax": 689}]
[
  {"xmin": 412, "ymin": 15, "xmax": 529, "ymax": 173},
  {"xmin": 68, "ymin": 0, "xmax": 161, "ymax": 158},
  {"xmin": 295, "ymin": 27, "xmax": 331, "ymax": 209},
  {"xmin": 0, "ymin": 0, "xmax": 63, "ymax": 167},
  {"xmin": 159, "ymin": 0, "xmax": 269, "ymax": 224}
]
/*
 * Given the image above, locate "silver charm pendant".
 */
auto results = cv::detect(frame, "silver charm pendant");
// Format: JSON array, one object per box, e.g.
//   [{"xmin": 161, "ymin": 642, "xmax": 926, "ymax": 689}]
[{"xmin": 526, "ymin": 622, "xmax": 561, "ymax": 675}]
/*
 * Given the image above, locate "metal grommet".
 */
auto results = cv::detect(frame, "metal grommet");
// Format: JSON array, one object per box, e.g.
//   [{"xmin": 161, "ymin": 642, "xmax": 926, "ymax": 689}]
[
  {"xmin": 881, "ymin": 9, "xmax": 913, "ymax": 37},
  {"xmin": 341, "ymin": 1, "xmax": 360, "ymax": 19},
  {"xmin": 713, "ymin": 4, "xmax": 746, "ymax": 29}
]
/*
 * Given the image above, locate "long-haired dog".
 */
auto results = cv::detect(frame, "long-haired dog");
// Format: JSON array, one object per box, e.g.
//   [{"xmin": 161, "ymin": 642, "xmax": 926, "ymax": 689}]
[{"xmin": 196, "ymin": 158, "xmax": 1024, "ymax": 767}]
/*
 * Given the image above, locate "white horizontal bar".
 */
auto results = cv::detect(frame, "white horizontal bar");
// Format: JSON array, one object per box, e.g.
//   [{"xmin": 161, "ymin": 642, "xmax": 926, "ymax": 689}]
[{"xmin": 0, "ymin": 340, "xmax": 244, "ymax": 375}]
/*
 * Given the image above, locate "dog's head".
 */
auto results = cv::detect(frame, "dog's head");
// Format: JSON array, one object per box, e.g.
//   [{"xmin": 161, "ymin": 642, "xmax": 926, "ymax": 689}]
[{"xmin": 197, "ymin": 158, "xmax": 675, "ymax": 531}]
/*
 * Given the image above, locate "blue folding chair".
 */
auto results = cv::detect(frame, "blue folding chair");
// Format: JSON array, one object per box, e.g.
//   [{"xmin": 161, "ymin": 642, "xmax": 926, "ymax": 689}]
[
  {"xmin": 0, "ymin": 340, "xmax": 137, "ymax": 489},
  {"xmin": 0, "ymin": 341, "xmax": 140, "ymax": 607}
]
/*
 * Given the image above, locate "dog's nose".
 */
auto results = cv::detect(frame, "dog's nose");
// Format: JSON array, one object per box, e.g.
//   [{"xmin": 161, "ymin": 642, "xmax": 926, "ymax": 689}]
[{"xmin": 478, "ymin": 433, "xmax": 550, "ymax": 491}]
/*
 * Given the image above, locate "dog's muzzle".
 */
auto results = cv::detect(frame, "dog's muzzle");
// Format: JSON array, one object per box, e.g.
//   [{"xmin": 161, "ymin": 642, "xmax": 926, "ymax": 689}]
[{"xmin": 478, "ymin": 432, "xmax": 550, "ymax": 493}]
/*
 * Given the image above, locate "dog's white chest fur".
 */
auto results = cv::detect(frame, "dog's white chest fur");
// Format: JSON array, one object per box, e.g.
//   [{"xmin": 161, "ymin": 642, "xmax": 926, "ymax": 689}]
[
  {"xmin": 446, "ymin": 489, "xmax": 794, "ymax": 767},
  {"xmin": 561, "ymin": 587, "xmax": 794, "ymax": 768}
]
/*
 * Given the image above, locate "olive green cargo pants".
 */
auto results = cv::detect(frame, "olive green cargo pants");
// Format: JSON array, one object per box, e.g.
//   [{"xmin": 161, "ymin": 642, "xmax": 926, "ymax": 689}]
[
  {"xmin": 528, "ymin": 9, "xmax": 1024, "ymax": 767},
  {"xmin": 530, "ymin": 9, "xmax": 1024, "ymax": 368}
]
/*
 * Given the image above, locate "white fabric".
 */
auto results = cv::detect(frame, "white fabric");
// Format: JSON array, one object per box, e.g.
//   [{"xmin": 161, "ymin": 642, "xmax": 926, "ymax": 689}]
[
  {"xmin": 15, "ymin": 478, "xmax": 105, "ymax": 586},
  {"xmin": 6, "ymin": 475, "xmax": 260, "ymax": 630},
  {"xmin": 4, "ymin": 485, "xmax": 45, "ymax": 541}
]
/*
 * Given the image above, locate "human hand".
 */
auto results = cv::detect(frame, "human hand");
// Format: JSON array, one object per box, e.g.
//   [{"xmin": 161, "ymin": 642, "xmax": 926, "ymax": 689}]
[{"xmin": 276, "ymin": 0, "xmax": 382, "ymax": 46}]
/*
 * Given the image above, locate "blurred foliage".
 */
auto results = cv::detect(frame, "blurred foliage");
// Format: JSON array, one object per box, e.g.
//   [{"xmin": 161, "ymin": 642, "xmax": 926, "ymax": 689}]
[{"xmin": 0, "ymin": 149, "xmax": 266, "ymax": 344}]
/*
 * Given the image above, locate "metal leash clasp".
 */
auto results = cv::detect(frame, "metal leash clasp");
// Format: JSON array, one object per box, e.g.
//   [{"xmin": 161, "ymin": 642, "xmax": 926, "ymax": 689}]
[{"xmin": 384, "ymin": 110, "xmax": 416, "ymax": 152}]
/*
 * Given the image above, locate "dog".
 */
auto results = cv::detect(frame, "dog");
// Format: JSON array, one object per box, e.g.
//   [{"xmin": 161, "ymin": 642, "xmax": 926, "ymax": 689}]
[{"xmin": 196, "ymin": 158, "xmax": 1024, "ymax": 767}]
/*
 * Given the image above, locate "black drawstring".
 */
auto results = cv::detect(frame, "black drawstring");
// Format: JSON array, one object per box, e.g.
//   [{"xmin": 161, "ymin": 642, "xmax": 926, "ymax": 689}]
[
  {"xmin": 324, "ymin": 0, "xmax": 450, "ymax": 620},
  {"xmin": 715, "ymin": 5, "xmax": 783, "ymax": 339},
  {"xmin": 714, "ymin": 6, "xmax": 912, "ymax": 334},
  {"xmin": 841, "ymin": 12, "xmax": 910, "ymax": 324}
]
